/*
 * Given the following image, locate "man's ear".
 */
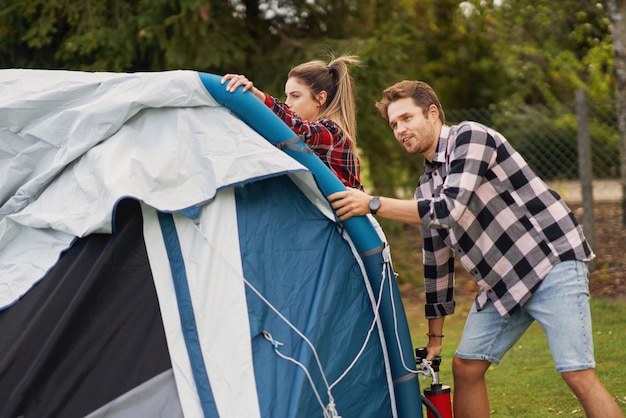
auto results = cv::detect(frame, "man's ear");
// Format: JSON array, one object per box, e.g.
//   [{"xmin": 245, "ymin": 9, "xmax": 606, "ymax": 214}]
[{"xmin": 429, "ymin": 103, "xmax": 440, "ymax": 120}]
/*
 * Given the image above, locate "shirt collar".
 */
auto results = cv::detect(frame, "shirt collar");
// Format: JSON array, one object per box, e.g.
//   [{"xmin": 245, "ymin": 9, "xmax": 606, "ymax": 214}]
[{"xmin": 424, "ymin": 125, "xmax": 450, "ymax": 172}]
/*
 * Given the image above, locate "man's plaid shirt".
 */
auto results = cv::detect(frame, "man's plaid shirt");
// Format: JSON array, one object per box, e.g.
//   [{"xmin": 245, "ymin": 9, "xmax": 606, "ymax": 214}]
[
  {"xmin": 264, "ymin": 94, "xmax": 363, "ymax": 190},
  {"xmin": 416, "ymin": 122, "xmax": 594, "ymax": 319}
]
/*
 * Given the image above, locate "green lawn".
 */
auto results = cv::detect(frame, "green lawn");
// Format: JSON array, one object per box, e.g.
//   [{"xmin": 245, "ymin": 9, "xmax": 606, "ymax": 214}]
[{"xmin": 404, "ymin": 296, "xmax": 626, "ymax": 417}]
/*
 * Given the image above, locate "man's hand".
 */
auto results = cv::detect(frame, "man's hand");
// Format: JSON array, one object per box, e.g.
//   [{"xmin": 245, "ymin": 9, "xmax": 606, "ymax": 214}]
[
  {"xmin": 425, "ymin": 317, "xmax": 445, "ymax": 361},
  {"xmin": 328, "ymin": 188, "xmax": 373, "ymax": 221},
  {"xmin": 426, "ymin": 341, "xmax": 443, "ymax": 361}
]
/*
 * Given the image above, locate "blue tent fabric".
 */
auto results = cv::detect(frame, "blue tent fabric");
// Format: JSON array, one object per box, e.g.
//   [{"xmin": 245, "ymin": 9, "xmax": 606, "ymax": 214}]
[{"xmin": 237, "ymin": 176, "xmax": 392, "ymax": 417}]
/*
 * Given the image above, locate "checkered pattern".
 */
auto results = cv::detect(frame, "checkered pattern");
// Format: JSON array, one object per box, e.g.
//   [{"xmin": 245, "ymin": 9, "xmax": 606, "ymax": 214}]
[
  {"xmin": 265, "ymin": 94, "xmax": 362, "ymax": 190},
  {"xmin": 417, "ymin": 122, "xmax": 594, "ymax": 319}
]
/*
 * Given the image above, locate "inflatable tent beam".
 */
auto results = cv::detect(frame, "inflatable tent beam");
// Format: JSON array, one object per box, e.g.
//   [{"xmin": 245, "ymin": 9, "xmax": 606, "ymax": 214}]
[{"xmin": 198, "ymin": 72, "xmax": 424, "ymax": 418}]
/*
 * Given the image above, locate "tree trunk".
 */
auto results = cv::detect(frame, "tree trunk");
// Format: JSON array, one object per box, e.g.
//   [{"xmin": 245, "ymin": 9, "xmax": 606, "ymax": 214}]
[{"xmin": 607, "ymin": 0, "xmax": 626, "ymax": 225}]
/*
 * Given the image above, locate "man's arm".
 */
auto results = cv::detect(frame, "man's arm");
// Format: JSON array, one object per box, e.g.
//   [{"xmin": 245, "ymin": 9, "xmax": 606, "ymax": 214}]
[
  {"xmin": 328, "ymin": 188, "xmax": 423, "ymax": 225},
  {"xmin": 426, "ymin": 317, "xmax": 445, "ymax": 361}
]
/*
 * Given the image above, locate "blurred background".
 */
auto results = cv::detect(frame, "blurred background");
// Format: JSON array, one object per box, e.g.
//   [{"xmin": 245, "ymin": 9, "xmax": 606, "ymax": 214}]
[{"xmin": 2, "ymin": 0, "xmax": 625, "ymax": 289}]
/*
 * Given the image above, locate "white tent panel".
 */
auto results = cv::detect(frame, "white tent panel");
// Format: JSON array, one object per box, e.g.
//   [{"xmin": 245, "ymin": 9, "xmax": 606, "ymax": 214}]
[{"xmin": 142, "ymin": 189, "xmax": 261, "ymax": 418}]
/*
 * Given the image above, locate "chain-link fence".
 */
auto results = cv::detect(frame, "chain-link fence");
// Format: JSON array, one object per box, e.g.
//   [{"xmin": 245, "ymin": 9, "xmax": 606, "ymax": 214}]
[{"xmin": 446, "ymin": 97, "xmax": 621, "ymax": 204}]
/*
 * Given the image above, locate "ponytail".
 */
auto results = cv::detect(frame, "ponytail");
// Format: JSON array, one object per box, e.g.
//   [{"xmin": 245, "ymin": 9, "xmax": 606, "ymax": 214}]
[{"xmin": 288, "ymin": 55, "xmax": 362, "ymax": 158}]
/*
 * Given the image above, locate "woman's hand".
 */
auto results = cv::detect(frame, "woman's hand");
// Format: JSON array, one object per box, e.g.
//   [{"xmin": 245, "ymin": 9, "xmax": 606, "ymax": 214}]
[
  {"xmin": 221, "ymin": 74, "xmax": 254, "ymax": 92},
  {"xmin": 220, "ymin": 74, "xmax": 265, "ymax": 101}
]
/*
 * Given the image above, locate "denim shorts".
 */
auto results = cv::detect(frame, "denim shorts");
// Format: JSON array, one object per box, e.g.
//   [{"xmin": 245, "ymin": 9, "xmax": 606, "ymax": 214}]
[{"xmin": 455, "ymin": 260, "xmax": 595, "ymax": 373}]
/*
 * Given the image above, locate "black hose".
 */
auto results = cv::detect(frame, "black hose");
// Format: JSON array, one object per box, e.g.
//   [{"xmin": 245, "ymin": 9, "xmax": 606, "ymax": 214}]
[{"xmin": 422, "ymin": 395, "xmax": 444, "ymax": 418}]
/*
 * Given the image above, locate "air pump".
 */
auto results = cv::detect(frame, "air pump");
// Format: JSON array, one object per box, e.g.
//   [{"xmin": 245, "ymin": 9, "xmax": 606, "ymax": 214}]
[{"xmin": 415, "ymin": 347, "xmax": 453, "ymax": 418}]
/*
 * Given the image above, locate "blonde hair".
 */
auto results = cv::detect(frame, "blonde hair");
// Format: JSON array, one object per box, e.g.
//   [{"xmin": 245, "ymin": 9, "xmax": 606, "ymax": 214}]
[{"xmin": 288, "ymin": 55, "xmax": 361, "ymax": 157}]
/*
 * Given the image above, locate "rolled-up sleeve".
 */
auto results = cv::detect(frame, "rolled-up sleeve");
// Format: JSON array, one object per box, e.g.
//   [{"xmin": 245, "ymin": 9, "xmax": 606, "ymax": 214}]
[{"xmin": 422, "ymin": 225, "xmax": 456, "ymax": 318}]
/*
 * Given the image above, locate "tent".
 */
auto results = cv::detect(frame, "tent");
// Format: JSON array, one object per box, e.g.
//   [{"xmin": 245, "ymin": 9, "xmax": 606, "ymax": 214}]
[{"xmin": 0, "ymin": 69, "xmax": 423, "ymax": 418}]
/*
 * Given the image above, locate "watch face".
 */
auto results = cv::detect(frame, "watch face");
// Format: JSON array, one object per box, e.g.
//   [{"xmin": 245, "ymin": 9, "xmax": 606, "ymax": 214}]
[{"xmin": 369, "ymin": 196, "xmax": 381, "ymax": 213}]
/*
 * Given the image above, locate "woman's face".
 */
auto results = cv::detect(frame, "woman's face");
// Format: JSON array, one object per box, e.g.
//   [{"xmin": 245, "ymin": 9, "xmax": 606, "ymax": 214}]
[{"xmin": 284, "ymin": 77, "xmax": 325, "ymax": 121}]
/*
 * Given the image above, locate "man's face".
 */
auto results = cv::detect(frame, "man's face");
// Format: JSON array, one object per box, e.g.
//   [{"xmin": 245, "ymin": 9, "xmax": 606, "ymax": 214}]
[{"xmin": 387, "ymin": 97, "xmax": 439, "ymax": 160}]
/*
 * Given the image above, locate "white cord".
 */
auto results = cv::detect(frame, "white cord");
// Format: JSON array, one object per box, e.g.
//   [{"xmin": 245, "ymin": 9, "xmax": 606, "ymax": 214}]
[
  {"xmin": 262, "ymin": 331, "xmax": 329, "ymax": 413},
  {"xmin": 246, "ymin": 264, "xmax": 391, "ymax": 417},
  {"xmin": 263, "ymin": 333, "xmax": 344, "ymax": 418},
  {"xmin": 329, "ymin": 260, "xmax": 387, "ymax": 390},
  {"xmin": 384, "ymin": 259, "xmax": 422, "ymax": 376},
  {"xmin": 245, "ymin": 278, "xmax": 338, "ymax": 416}
]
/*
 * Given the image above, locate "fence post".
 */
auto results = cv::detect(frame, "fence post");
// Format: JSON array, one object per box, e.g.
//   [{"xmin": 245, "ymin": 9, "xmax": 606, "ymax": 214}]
[
  {"xmin": 607, "ymin": 0, "xmax": 626, "ymax": 225},
  {"xmin": 575, "ymin": 88, "xmax": 595, "ymax": 253}
]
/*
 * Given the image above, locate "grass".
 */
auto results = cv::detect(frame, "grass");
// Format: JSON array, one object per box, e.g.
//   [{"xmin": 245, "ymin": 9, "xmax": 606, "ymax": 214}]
[{"xmin": 404, "ymin": 296, "xmax": 626, "ymax": 417}]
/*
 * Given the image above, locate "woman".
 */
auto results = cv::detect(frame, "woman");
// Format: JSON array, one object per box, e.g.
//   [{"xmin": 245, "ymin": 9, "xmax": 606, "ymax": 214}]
[{"xmin": 221, "ymin": 55, "xmax": 363, "ymax": 190}]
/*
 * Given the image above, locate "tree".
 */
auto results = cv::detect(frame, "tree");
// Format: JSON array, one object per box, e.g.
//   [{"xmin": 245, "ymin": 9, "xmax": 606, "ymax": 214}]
[
  {"xmin": 0, "ymin": 0, "xmax": 619, "ymax": 202},
  {"xmin": 0, "ymin": 0, "xmax": 257, "ymax": 72},
  {"xmin": 606, "ymin": 0, "xmax": 626, "ymax": 224},
  {"xmin": 488, "ymin": 0, "xmax": 613, "ymax": 106}
]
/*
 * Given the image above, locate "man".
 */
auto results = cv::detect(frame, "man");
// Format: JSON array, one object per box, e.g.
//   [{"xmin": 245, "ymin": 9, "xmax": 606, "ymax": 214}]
[{"xmin": 328, "ymin": 80, "xmax": 623, "ymax": 418}]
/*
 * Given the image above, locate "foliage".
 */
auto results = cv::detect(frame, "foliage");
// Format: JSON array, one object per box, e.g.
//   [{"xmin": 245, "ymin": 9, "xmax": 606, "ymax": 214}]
[
  {"xmin": 0, "ymin": 0, "xmax": 255, "ymax": 71},
  {"xmin": 491, "ymin": 0, "xmax": 614, "ymax": 105},
  {"xmin": 0, "ymin": 0, "xmax": 618, "ymax": 194}
]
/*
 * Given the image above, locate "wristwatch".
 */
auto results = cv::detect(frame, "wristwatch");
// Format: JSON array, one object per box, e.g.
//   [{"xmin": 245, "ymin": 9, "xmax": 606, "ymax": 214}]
[{"xmin": 368, "ymin": 196, "xmax": 381, "ymax": 215}]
